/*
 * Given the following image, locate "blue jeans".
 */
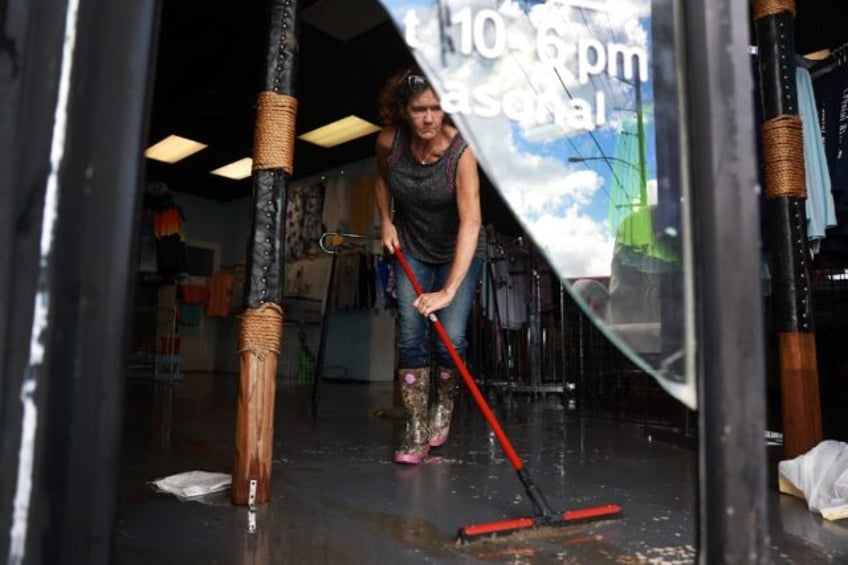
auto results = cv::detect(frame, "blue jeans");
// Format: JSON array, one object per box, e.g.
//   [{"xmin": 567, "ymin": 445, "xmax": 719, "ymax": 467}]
[{"xmin": 395, "ymin": 256, "xmax": 483, "ymax": 369}]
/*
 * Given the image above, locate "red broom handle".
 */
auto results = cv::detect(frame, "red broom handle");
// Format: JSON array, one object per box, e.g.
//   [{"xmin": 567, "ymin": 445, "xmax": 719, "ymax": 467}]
[{"xmin": 393, "ymin": 247, "xmax": 524, "ymax": 471}]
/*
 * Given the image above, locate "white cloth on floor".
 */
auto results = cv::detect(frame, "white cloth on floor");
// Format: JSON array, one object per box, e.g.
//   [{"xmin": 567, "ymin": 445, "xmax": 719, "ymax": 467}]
[
  {"xmin": 150, "ymin": 471, "xmax": 231, "ymax": 500},
  {"xmin": 779, "ymin": 440, "xmax": 848, "ymax": 521}
]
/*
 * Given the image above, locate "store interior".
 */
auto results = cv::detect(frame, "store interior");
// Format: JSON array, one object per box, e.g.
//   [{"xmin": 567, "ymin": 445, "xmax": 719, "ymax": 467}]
[{"xmin": 112, "ymin": 0, "xmax": 848, "ymax": 563}]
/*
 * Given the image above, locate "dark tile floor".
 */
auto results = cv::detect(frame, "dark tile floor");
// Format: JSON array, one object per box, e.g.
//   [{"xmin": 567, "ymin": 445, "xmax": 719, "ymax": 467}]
[{"xmin": 112, "ymin": 373, "xmax": 848, "ymax": 564}]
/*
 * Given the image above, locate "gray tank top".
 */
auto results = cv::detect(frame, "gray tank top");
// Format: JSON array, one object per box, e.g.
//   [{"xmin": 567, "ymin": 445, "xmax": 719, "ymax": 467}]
[{"xmin": 387, "ymin": 127, "xmax": 485, "ymax": 263}]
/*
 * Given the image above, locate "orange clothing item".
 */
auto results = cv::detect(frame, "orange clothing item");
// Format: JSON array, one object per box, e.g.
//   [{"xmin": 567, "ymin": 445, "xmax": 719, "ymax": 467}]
[
  {"xmin": 207, "ymin": 273, "xmax": 234, "ymax": 316},
  {"xmin": 349, "ymin": 172, "xmax": 376, "ymax": 236},
  {"xmin": 154, "ymin": 207, "xmax": 185, "ymax": 239},
  {"xmin": 180, "ymin": 283, "xmax": 209, "ymax": 305}
]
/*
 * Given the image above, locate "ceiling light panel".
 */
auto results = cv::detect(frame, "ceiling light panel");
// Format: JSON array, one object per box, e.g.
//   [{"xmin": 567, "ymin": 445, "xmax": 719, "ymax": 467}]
[
  {"xmin": 145, "ymin": 134, "xmax": 207, "ymax": 164},
  {"xmin": 298, "ymin": 115, "xmax": 381, "ymax": 148},
  {"xmin": 210, "ymin": 157, "xmax": 253, "ymax": 180}
]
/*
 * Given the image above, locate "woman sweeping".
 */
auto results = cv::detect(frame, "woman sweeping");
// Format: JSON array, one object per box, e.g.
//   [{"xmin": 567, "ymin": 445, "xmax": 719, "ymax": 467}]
[{"xmin": 374, "ymin": 66, "xmax": 486, "ymax": 464}]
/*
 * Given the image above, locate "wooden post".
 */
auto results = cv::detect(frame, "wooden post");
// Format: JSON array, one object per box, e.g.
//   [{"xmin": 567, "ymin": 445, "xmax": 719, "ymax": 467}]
[
  {"xmin": 232, "ymin": 0, "xmax": 300, "ymax": 506},
  {"xmin": 753, "ymin": 0, "xmax": 823, "ymax": 458}
]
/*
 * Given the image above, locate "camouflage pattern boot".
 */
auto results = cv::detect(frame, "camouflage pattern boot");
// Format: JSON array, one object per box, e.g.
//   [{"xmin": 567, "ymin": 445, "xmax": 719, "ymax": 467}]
[
  {"xmin": 394, "ymin": 368, "xmax": 431, "ymax": 464},
  {"xmin": 428, "ymin": 367, "xmax": 458, "ymax": 448}
]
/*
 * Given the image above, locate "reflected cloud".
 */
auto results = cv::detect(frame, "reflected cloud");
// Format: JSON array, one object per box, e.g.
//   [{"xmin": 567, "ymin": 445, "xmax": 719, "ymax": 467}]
[{"xmin": 459, "ymin": 114, "xmax": 614, "ymax": 277}]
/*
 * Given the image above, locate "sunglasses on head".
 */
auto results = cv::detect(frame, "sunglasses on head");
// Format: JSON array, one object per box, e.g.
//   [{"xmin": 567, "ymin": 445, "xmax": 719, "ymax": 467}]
[{"xmin": 406, "ymin": 74, "xmax": 430, "ymax": 91}]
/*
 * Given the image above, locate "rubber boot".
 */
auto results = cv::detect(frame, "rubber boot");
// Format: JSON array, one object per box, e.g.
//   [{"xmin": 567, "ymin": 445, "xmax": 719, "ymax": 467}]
[
  {"xmin": 394, "ymin": 368, "xmax": 431, "ymax": 464},
  {"xmin": 428, "ymin": 367, "xmax": 458, "ymax": 448}
]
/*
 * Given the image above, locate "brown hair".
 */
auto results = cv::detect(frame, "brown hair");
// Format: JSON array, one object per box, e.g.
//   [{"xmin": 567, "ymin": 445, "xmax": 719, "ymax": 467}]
[
  {"xmin": 377, "ymin": 65, "xmax": 422, "ymax": 127},
  {"xmin": 376, "ymin": 65, "xmax": 455, "ymax": 129}
]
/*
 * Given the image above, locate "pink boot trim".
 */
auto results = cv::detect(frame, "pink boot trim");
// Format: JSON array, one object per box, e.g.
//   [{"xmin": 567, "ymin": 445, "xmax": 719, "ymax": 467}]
[
  {"xmin": 428, "ymin": 434, "xmax": 448, "ymax": 448},
  {"xmin": 394, "ymin": 446, "xmax": 429, "ymax": 465}
]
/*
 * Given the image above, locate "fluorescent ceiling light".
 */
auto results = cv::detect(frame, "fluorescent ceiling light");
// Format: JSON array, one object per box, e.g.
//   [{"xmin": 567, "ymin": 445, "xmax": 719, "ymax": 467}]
[
  {"xmin": 298, "ymin": 115, "xmax": 380, "ymax": 148},
  {"xmin": 145, "ymin": 134, "xmax": 207, "ymax": 164},
  {"xmin": 210, "ymin": 157, "xmax": 253, "ymax": 180}
]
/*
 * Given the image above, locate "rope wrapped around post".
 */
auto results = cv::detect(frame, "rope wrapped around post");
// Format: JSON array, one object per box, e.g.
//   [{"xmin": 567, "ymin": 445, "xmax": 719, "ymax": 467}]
[
  {"xmin": 253, "ymin": 92, "xmax": 298, "ymax": 174},
  {"xmin": 238, "ymin": 302, "xmax": 284, "ymax": 360},
  {"xmin": 761, "ymin": 115, "xmax": 805, "ymax": 199},
  {"xmin": 233, "ymin": 303, "xmax": 283, "ymax": 507},
  {"xmin": 752, "ymin": 0, "xmax": 794, "ymax": 19},
  {"xmin": 233, "ymin": 0, "xmax": 300, "ymax": 507}
]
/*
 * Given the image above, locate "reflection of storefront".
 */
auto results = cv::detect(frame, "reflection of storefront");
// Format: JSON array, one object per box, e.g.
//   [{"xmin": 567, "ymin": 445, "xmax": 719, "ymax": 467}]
[{"xmin": 478, "ymin": 234, "xmax": 561, "ymax": 393}]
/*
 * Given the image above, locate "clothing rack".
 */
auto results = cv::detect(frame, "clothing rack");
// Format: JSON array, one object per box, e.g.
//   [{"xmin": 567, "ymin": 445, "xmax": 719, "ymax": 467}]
[
  {"xmin": 318, "ymin": 231, "xmax": 376, "ymax": 255},
  {"xmin": 749, "ymin": 41, "xmax": 848, "ymax": 81},
  {"xmin": 312, "ymin": 231, "xmax": 380, "ymax": 405},
  {"xmin": 810, "ymin": 41, "xmax": 848, "ymax": 80}
]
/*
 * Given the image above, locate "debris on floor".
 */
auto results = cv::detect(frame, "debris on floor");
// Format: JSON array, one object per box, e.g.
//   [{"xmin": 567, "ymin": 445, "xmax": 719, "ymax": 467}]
[
  {"xmin": 779, "ymin": 439, "xmax": 848, "ymax": 520},
  {"xmin": 150, "ymin": 471, "xmax": 232, "ymax": 501}
]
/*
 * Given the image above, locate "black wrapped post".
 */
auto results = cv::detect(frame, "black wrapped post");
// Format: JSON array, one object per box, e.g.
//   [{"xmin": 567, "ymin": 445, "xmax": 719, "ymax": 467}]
[
  {"xmin": 753, "ymin": 0, "xmax": 822, "ymax": 459},
  {"xmin": 232, "ymin": 0, "xmax": 300, "ymax": 507}
]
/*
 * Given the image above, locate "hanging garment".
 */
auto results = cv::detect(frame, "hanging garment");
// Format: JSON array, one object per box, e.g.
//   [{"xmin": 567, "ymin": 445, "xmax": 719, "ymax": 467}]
[
  {"xmin": 137, "ymin": 208, "xmax": 158, "ymax": 273},
  {"xmin": 812, "ymin": 62, "xmax": 848, "ymax": 199},
  {"xmin": 811, "ymin": 62, "xmax": 848, "ymax": 264},
  {"xmin": 797, "ymin": 67, "xmax": 837, "ymax": 242},
  {"xmin": 357, "ymin": 253, "xmax": 377, "ymax": 310},
  {"xmin": 285, "ymin": 257, "xmax": 334, "ymax": 300},
  {"xmin": 301, "ymin": 180, "xmax": 326, "ymax": 256},
  {"xmin": 332, "ymin": 253, "xmax": 361, "ymax": 310},
  {"xmin": 153, "ymin": 206, "xmax": 185, "ymax": 240},
  {"xmin": 376, "ymin": 255, "xmax": 397, "ymax": 310},
  {"xmin": 179, "ymin": 304, "xmax": 204, "ymax": 327},
  {"xmin": 284, "ymin": 182, "xmax": 306, "ymax": 261},
  {"xmin": 349, "ymin": 172, "xmax": 377, "ymax": 236},
  {"xmin": 156, "ymin": 233, "xmax": 188, "ymax": 279},
  {"xmin": 323, "ymin": 174, "xmax": 352, "ymax": 233},
  {"xmin": 179, "ymin": 283, "xmax": 210, "ymax": 306},
  {"xmin": 207, "ymin": 272, "xmax": 233, "ymax": 317},
  {"xmin": 285, "ymin": 180, "xmax": 327, "ymax": 261},
  {"xmin": 230, "ymin": 263, "xmax": 247, "ymax": 314},
  {"xmin": 484, "ymin": 256, "xmax": 528, "ymax": 329}
]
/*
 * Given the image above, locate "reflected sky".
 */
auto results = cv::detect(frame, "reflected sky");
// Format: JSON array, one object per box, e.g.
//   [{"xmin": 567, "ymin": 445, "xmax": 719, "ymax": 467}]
[{"xmin": 387, "ymin": 0, "xmax": 656, "ymax": 279}]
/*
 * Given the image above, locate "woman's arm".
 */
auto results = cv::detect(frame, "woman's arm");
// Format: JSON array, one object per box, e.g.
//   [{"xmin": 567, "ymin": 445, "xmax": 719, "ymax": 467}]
[
  {"xmin": 413, "ymin": 144, "xmax": 482, "ymax": 317},
  {"xmin": 374, "ymin": 128, "xmax": 398, "ymax": 253},
  {"xmin": 442, "ymin": 145, "xmax": 482, "ymax": 297}
]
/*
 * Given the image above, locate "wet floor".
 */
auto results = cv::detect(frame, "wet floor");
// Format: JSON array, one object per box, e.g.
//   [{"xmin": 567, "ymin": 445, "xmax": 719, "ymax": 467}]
[{"xmin": 113, "ymin": 373, "xmax": 848, "ymax": 564}]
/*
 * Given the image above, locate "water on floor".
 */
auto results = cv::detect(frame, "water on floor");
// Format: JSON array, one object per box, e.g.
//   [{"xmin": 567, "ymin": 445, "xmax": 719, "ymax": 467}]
[{"xmin": 112, "ymin": 373, "xmax": 848, "ymax": 564}]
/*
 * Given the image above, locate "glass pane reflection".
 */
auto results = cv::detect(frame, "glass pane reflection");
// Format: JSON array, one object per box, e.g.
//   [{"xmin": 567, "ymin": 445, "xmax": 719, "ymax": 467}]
[{"xmin": 379, "ymin": 0, "xmax": 694, "ymax": 408}]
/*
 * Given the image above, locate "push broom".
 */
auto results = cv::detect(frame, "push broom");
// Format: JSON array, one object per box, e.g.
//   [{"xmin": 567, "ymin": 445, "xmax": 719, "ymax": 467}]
[{"xmin": 394, "ymin": 247, "xmax": 622, "ymax": 542}]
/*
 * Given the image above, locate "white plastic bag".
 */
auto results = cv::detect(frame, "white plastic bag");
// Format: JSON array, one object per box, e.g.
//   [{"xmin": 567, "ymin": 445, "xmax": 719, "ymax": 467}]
[
  {"xmin": 150, "ymin": 471, "xmax": 232, "ymax": 501},
  {"xmin": 778, "ymin": 440, "xmax": 848, "ymax": 521}
]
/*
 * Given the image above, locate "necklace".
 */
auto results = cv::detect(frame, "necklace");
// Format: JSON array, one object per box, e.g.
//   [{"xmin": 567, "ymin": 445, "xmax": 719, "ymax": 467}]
[
  {"xmin": 414, "ymin": 147, "xmax": 429, "ymax": 165},
  {"xmin": 411, "ymin": 134, "xmax": 443, "ymax": 165},
  {"xmin": 413, "ymin": 144, "xmax": 436, "ymax": 165}
]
